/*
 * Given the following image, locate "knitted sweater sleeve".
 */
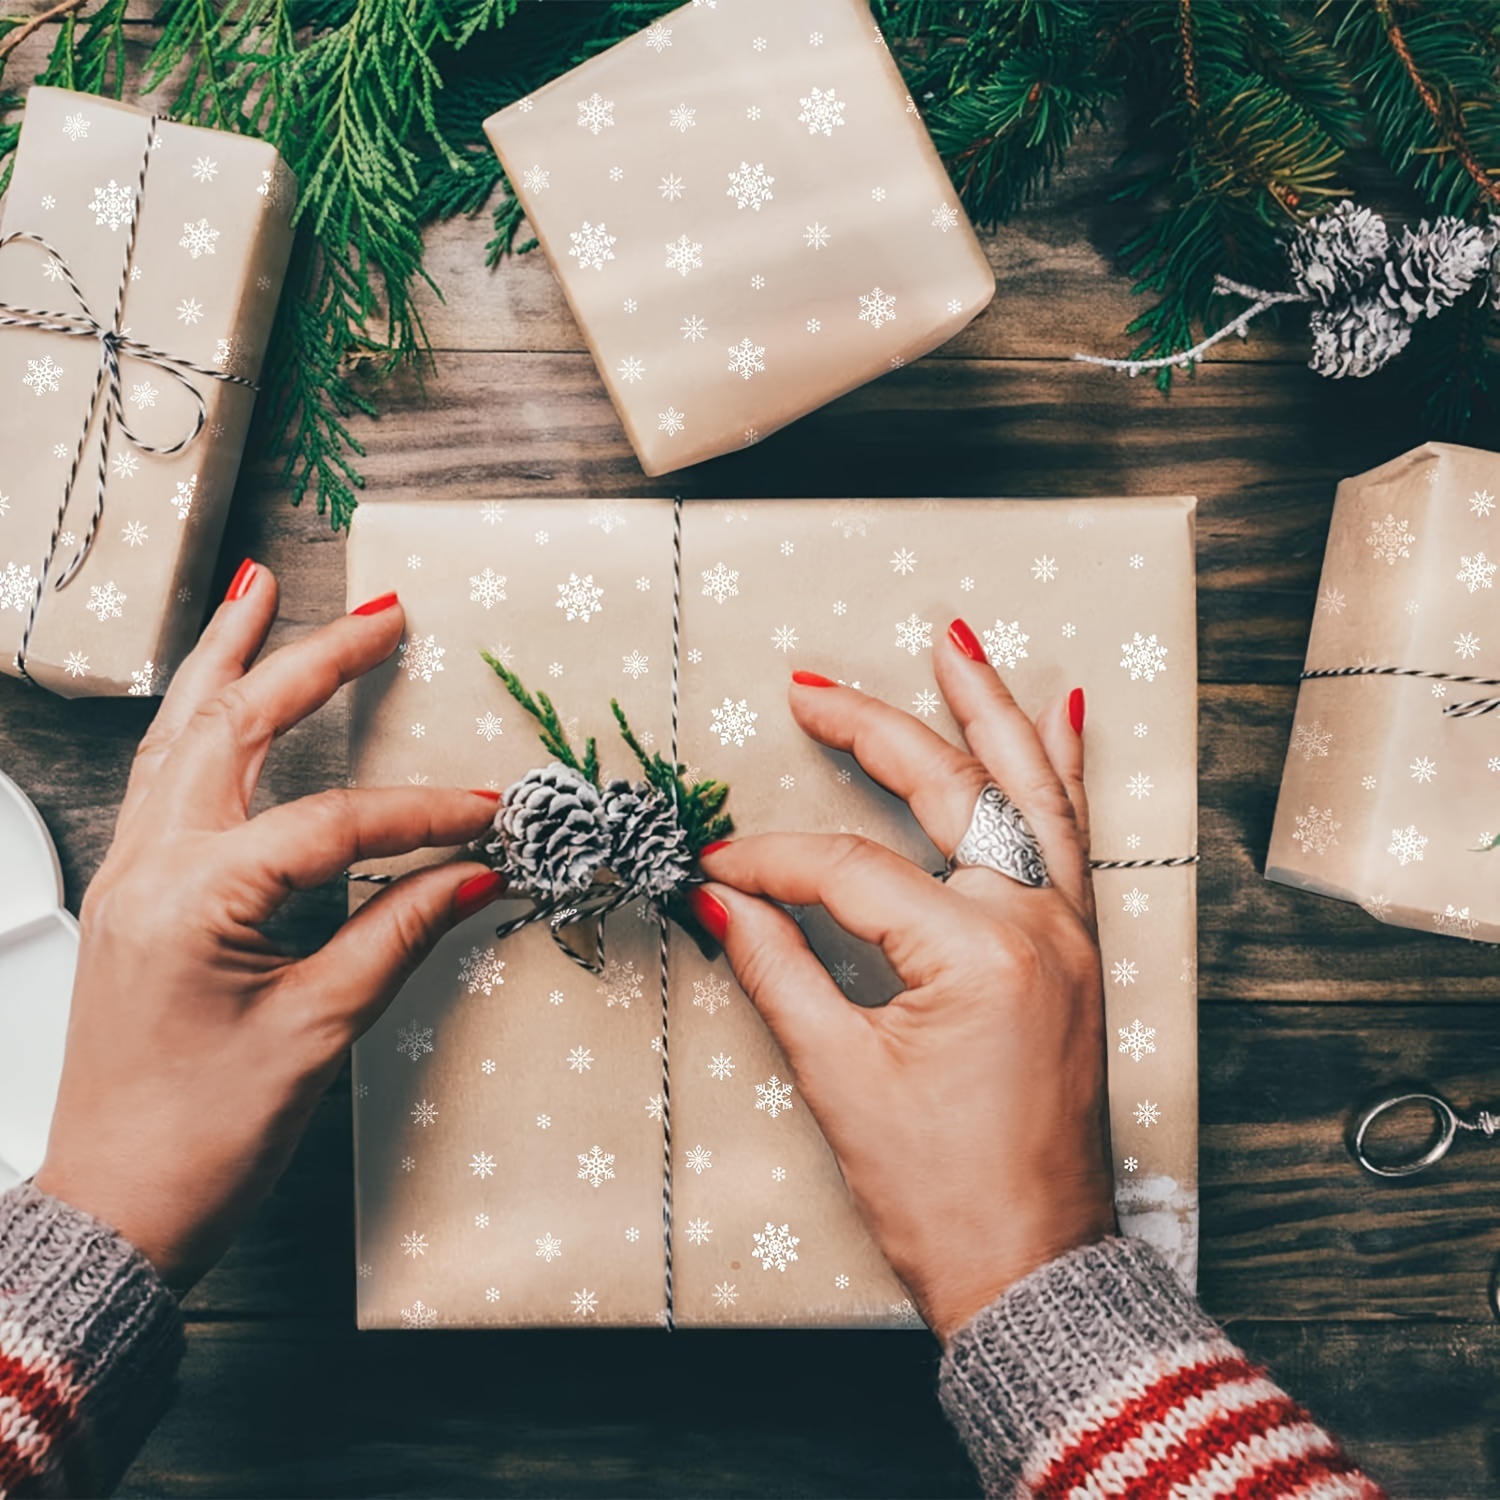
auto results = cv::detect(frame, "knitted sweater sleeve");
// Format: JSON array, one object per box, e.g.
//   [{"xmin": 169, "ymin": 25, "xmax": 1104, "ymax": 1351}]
[
  {"xmin": 938, "ymin": 1236, "xmax": 1386, "ymax": 1500},
  {"xmin": 0, "ymin": 1182, "xmax": 183, "ymax": 1497}
]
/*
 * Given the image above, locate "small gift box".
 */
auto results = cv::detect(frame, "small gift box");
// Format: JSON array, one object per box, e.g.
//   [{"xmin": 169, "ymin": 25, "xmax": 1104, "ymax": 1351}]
[
  {"xmin": 347, "ymin": 496, "xmax": 1201, "ymax": 1329},
  {"xmin": 0, "ymin": 87, "xmax": 295, "ymax": 698},
  {"xmin": 482, "ymin": 0, "xmax": 995, "ymax": 477},
  {"xmin": 1267, "ymin": 442, "xmax": 1500, "ymax": 942}
]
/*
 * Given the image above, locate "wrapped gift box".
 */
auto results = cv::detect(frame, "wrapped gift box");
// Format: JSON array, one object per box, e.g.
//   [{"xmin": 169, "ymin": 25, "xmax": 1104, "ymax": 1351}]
[
  {"xmin": 1268, "ymin": 442, "xmax": 1500, "ymax": 942},
  {"xmin": 348, "ymin": 496, "xmax": 1200, "ymax": 1328},
  {"xmin": 0, "ymin": 87, "xmax": 295, "ymax": 698},
  {"xmin": 483, "ymin": 0, "xmax": 995, "ymax": 477}
]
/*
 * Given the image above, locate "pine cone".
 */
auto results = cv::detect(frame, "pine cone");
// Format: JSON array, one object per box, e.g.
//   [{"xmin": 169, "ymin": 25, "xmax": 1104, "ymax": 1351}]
[
  {"xmin": 1377, "ymin": 217, "xmax": 1493, "ymax": 321},
  {"xmin": 1307, "ymin": 296, "xmax": 1412, "ymax": 380},
  {"xmin": 602, "ymin": 779, "xmax": 694, "ymax": 898},
  {"xmin": 1286, "ymin": 201, "xmax": 1388, "ymax": 307},
  {"xmin": 490, "ymin": 763, "xmax": 610, "ymax": 898}
]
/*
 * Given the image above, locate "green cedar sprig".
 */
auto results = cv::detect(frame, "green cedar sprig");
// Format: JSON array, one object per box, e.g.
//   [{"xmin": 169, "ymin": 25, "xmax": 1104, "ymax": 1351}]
[
  {"xmin": 482, "ymin": 651, "xmax": 600, "ymax": 787},
  {"xmin": 610, "ymin": 699, "xmax": 733, "ymax": 853}
]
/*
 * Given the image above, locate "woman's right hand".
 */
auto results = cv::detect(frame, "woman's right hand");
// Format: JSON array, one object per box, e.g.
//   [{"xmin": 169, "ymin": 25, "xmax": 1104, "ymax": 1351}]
[{"xmin": 694, "ymin": 620, "xmax": 1115, "ymax": 1340}]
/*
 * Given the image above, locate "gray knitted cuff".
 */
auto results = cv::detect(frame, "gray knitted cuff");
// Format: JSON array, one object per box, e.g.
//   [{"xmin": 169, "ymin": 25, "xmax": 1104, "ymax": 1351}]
[
  {"xmin": 0, "ymin": 1181, "xmax": 184, "ymax": 1495},
  {"xmin": 937, "ymin": 1236, "xmax": 1225, "ymax": 1498}
]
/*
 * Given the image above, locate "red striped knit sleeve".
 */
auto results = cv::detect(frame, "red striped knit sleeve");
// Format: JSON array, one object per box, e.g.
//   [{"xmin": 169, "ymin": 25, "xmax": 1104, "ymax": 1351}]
[
  {"xmin": 0, "ymin": 1183, "xmax": 182, "ymax": 1497},
  {"xmin": 938, "ymin": 1237, "xmax": 1386, "ymax": 1500}
]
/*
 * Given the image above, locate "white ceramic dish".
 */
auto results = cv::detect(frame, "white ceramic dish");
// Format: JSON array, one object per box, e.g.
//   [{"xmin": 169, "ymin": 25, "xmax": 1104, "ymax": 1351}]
[{"xmin": 0, "ymin": 770, "xmax": 76, "ymax": 1190}]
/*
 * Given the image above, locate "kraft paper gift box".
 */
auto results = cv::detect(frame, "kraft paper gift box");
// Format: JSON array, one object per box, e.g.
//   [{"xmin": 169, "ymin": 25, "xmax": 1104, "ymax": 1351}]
[
  {"xmin": 483, "ymin": 0, "xmax": 995, "ymax": 477},
  {"xmin": 347, "ymin": 496, "xmax": 1200, "ymax": 1329},
  {"xmin": 0, "ymin": 87, "xmax": 295, "ymax": 698},
  {"xmin": 1268, "ymin": 442, "xmax": 1500, "ymax": 942}
]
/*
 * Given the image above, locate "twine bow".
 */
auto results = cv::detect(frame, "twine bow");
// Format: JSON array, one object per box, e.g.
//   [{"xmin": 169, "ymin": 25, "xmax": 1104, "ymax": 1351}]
[{"xmin": 0, "ymin": 116, "xmax": 257, "ymax": 684}]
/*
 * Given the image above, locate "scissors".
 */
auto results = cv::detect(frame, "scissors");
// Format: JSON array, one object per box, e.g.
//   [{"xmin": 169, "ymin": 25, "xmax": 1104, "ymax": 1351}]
[{"xmin": 1352, "ymin": 1090, "xmax": 1500, "ymax": 1179}]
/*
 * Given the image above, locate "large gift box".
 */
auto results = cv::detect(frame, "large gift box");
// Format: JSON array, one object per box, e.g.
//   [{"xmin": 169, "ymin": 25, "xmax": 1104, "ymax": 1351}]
[
  {"xmin": 348, "ymin": 496, "xmax": 1200, "ymax": 1328},
  {"xmin": 0, "ymin": 87, "xmax": 295, "ymax": 697},
  {"xmin": 1268, "ymin": 442, "xmax": 1500, "ymax": 942},
  {"xmin": 483, "ymin": 0, "xmax": 994, "ymax": 477}
]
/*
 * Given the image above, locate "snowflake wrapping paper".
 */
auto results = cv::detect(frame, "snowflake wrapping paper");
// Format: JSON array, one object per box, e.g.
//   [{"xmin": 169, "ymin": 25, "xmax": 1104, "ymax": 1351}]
[
  {"xmin": 347, "ymin": 496, "xmax": 1200, "ymax": 1329},
  {"xmin": 482, "ymin": 0, "xmax": 994, "ymax": 477},
  {"xmin": 0, "ymin": 87, "xmax": 295, "ymax": 697},
  {"xmin": 1268, "ymin": 442, "xmax": 1500, "ymax": 942}
]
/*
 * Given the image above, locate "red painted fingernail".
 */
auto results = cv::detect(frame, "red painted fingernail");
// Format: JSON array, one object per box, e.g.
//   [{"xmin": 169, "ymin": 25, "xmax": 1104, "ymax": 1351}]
[
  {"xmin": 791, "ymin": 670, "xmax": 837, "ymax": 688},
  {"xmin": 948, "ymin": 618, "xmax": 987, "ymax": 663},
  {"xmin": 468, "ymin": 788, "xmax": 502, "ymax": 802},
  {"xmin": 1069, "ymin": 687, "xmax": 1086, "ymax": 736},
  {"xmin": 350, "ymin": 590, "xmax": 399, "ymax": 617},
  {"xmin": 455, "ymin": 869, "xmax": 506, "ymax": 920},
  {"xmin": 698, "ymin": 839, "xmax": 733, "ymax": 859},
  {"xmin": 224, "ymin": 557, "xmax": 257, "ymax": 603},
  {"xmin": 689, "ymin": 886, "xmax": 729, "ymax": 942}
]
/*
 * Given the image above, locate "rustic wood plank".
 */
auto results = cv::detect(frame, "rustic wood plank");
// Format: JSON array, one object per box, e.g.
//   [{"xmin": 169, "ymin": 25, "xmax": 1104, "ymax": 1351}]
[{"xmin": 116, "ymin": 1316, "xmax": 1499, "ymax": 1499}]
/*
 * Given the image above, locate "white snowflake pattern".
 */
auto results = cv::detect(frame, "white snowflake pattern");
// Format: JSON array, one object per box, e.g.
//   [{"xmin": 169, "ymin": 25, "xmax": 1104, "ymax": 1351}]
[
  {"xmin": 752, "ymin": 1221, "xmax": 800, "ymax": 1271},
  {"xmin": 1111, "ymin": 959, "xmax": 1139, "ymax": 986},
  {"xmin": 567, "ymin": 221, "xmax": 616, "ymax": 271},
  {"xmin": 458, "ymin": 945, "xmax": 506, "ymax": 996},
  {"xmin": 685, "ymin": 1145, "xmax": 713, "ymax": 1175},
  {"xmin": 685, "ymin": 1218, "xmax": 713, "ymax": 1246},
  {"xmin": 1318, "ymin": 586, "xmax": 1347, "ymax": 615},
  {"xmin": 530, "ymin": 1231, "xmax": 564, "ymax": 1265},
  {"xmin": 577, "ymin": 1145, "xmax": 616, "ymax": 1188},
  {"xmin": 577, "ymin": 92, "xmax": 615, "ymax": 134},
  {"xmin": 567, "ymin": 1045, "xmax": 594, "ymax": 1073},
  {"xmin": 126, "ymin": 659, "xmax": 158, "ymax": 697},
  {"xmin": 1458, "ymin": 552, "xmax": 1497, "ymax": 593},
  {"xmin": 1293, "ymin": 805, "xmax": 1340, "ymax": 856},
  {"xmin": 470, "ymin": 1151, "xmax": 496, "ymax": 1180},
  {"xmin": 983, "ymin": 619, "xmax": 1029, "ymax": 668},
  {"xmin": 481, "ymin": 501, "xmax": 506, "ymax": 525},
  {"xmin": 699, "ymin": 561, "xmax": 741, "ymax": 605},
  {"xmin": 932, "ymin": 203, "xmax": 960, "ymax": 232},
  {"xmin": 871, "ymin": 186, "xmax": 886, "ymax": 201},
  {"xmin": 1032, "ymin": 555, "xmax": 1058, "ymax": 582},
  {"xmin": 616, "ymin": 356, "xmax": 645, "ymax": 384},
  {"xmin": 1456, "ymin": 632, "xmax": 1482, "ymax": 660},
  {"xmin": 85, "ymin": 580, "xmax": 125, "ymax": 622},
  {"xmin": 668, "ymin": 103, "xmax": 697, "ymax": 133},
  {"xmin": 62, "ymin": 651, "xmax": 89, "ymax": 678},
  {"xmin": 469, "ymin": 567, "xmax": 507, "ymax": 609},
  {"xmin": 1290, "ymin": 720, "xmax": 1333, "ymax": 761},
  {"xmin": 858, "ymin": 286, "xmax": 897, "ymax": 329},
  {"xmin": 614, "ymin": 648, "xmax": 649, "ymax": 682},
  {"xmin": 658, "ymin": 406, "xmax": 687, "ymax": 435},
  {"xmin": 129, "ymin": 380, "xmax": 160, "ymax": 412},
  {"xmin": 755, "ymin": 1075, "xmax": 794, "ymax": 1119},
  {"xmin": 1118, "ymin": 1018, "xmax": 1156, "ymax": 1062},
  {"xmin": 713, "ymin": 1281, "xmax": 739, "ymax": 1308},
  {"xmin": 708, "ymin": 1052, "xmax": 735, "ymax": 1080},
  {"xmin": 802, "ymin": 221, "xmax": 832, "ymax": 251},
  {"xmin": 401, "ymin": 1299, "xmax": 437, "ymax": 1328},
  {"xmin": 0, "ymin": 562, "xmax": 34, "ymax": 615},
  {"xmin": 726, "ymin": 161, "xmax": 775, "ymax": 211},
  {"xmin": 1434, "ymin": 904, "xmax": 1480, "ymax": 938},
  {"xmin": 1471, "ymin": 489, "xmax": 1496, "ymax": 518},
  {"xmin": 571, "ymin": 1289, "xmax": 598, "ymax": 1318},
  {"xmin": 398, "ymin": 633, "xmax": 446, "ymax": 681},
  {"xmin": 396, "ymin": 1019, "xmax": 433, "ymax": 1062},
  {"xmin": 643, "ymin": 20, "xmax": 672, "ymax": 51},
  {"xmin": 727, "ymin": 337, "xmax": 766, "ymax": 380},
  {"xmin": 22, "ymin": 355, "xmax": 63, "ymax": 397},
  {"xmin": 680, "ymin": 314, "xmax": 708, "ymax": 342},
  {"xmin": 710, "ymin": 696, "xmax": 758, "ymax": 747},
  {"xmin": 659, "ymin": 173, "xmax": 686, "ymax": 203},
  {"xmin": 1388, "ymin": 824, "xmax": 1428, "ymax": 865},
  {"xmin": 913, "ymin": 689, "xmax": 941, "ymax": 717},
  {"xmin": 410, "ymin": 1098, "xmax": 439, "ymax": 1129},
  {"xmin": 86, "ymin": 179, "xmax": 135, "ymax": 232},
  {"xmin": 63, "ymin": 112, "xmax": 91, "ymax": 141},
  {"xmin": 1127, "ymin": 773, "xmax": 1154, "ymax": 801},
  {"xmin": 178, "ymin": 218, "xmax": 219, "ymax": 258},
  {"xmin": 893, "ymin": 612, "xmax": 933, "ymax": 656},
  {"xmin": 693, "ymin": 973, "xmax": 732, "ymax": 1016},
  {"xmin": 521, "ymin": 165, "xmax": 549, "ymax": 194},
  {"xmin": 1120, "ymin": 632, "xmax": 1168, "ymax": 682},
  {"xmin": 891, "ymin": 547, "xmax": 918, "ymax": 575},
  {"xmin": 598, "ymin": 959, "xmax": 644, "ymax": 1010},
  {"xmin": 555, "ymin": 573, "xmax": 604, "ymax": 622},
  {"xmin": 1366, "ymin": 513, "xmax": 1415, "ymax": 565},
  {"xmin": 1133, "ymin": 1101, "xmax": 1161, "ymax": 1128},
  {"xmin": 645, "ymin": 1093, "xmax": 665, "ymax": 1122},
  {"xmin": 1122, "ymin": 1158, "xmax": 1139, "ymax": 1173},
  {"xmin": 402, "ymin": 1230, "xmax": 431, "ymax": 1263},
  {"xmin": 798, "ymin": 86, "xmax": 847, "ymax": 136},
  {"xmin": 831, "ymin": 959, "xmax": 859, "ymax": 989},
  {"xmin": 537, "ymin": 1114, "xmax": 552, "ymax": 1129},
  {"xmin": 1123, "ymin": 887, "xmax": 1150, "ymax": 917},
  {"xmin": 1410, "ymin": 756, "xmax": 1438, "ymax": 784}
]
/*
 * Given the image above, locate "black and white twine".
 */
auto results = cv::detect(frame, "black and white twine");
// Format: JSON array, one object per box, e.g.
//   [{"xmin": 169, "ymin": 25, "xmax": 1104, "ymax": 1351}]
[
  {"xmin": 0, "ymin": 117, "xmax": 257, "ymax": 683},
  {"xmin": 1301, "ymin": 664, "xmax": 1500, "ymax": 719}
]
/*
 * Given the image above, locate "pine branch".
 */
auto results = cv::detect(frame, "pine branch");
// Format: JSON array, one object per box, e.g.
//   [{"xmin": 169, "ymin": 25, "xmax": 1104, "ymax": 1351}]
[{"xmin": 481, "ymin": 654, "xmax": 596, "ymax": 782}]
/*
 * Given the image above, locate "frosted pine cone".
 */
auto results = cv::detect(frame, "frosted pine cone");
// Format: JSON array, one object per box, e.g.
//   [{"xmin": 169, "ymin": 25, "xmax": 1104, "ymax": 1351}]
[
  {"xmin": 490, "ymin": 763, "xmax": 609, "ymax": 898},
  {"xmin": 1308, "ymin": 296, "xmax": 1412, "ymax": 379},
  {"xmin": 602, "ymin": 779, "xmax": 694, "ymax": 897},
  {"xmin": 1378, "ymin": 218, "xmax": 1493, "ymax": 321},
  {"xmin": 1286, "ymin": 201, "xmax": 1388, "ymax": 306}
]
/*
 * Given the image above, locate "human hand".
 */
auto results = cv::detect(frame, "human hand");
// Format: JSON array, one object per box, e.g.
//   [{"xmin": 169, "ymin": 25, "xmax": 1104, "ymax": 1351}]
[
  {"xmin": 34, "ymin": 562, "xmax": 506, "ymax": 1289},
  {"xmin": 693, "ymin": 619, "xmax": 1114, "ymax": 1341}
]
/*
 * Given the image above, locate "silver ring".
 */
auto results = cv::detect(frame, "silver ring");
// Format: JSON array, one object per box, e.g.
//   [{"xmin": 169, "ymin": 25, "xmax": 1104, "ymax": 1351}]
[{"xmin": 947, "ymin": 784, "xmax": 1050, "ymax": 888}]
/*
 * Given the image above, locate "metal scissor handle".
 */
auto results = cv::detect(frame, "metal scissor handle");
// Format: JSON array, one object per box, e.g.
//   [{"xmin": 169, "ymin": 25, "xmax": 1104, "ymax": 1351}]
[{"xmin": 1352, "ymin": 1091, "xmax": 1500, "ymax": 1178}]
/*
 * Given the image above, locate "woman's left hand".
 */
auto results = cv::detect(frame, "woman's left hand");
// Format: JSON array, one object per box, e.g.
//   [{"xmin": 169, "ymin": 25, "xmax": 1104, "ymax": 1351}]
[{"xmin": 34, "ymin": 563, "xmax": 505, "ymax": 1288}]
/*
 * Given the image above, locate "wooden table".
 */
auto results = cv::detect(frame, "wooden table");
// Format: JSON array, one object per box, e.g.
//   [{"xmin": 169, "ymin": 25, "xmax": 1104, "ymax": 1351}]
[{"xmin": 4, "ymin": 24, "xmax": 1500, "ymax": 1494}]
